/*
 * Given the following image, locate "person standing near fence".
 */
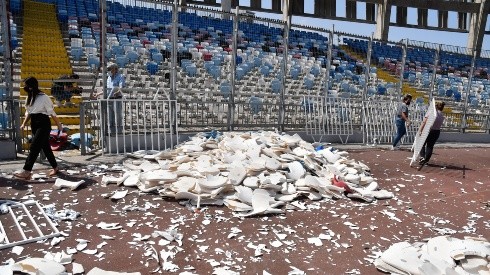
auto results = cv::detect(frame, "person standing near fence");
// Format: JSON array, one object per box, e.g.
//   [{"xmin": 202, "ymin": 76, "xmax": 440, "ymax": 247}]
[
  {"xmin": 391, "ymin": 94, "xmax": 413, "ymax": 150},
  {"xmin": 418, "ymin": 102, "xmax": 446, "ymax": 165},
  {"xmin": 106, "ymin": 63, "xmax": 125, "ymax": 134},
  {"xmin": 14, "ymin": 77, "xmax": 63, "ymax": 179},
  {"xmin": 51, "ymin": 74, "xmax": 83, "ymax": 107}
]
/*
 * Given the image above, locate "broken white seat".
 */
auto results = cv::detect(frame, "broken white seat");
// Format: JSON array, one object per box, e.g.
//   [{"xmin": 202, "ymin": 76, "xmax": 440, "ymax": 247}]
[
  {"xmin": 380, "ymin": 242, "xmax": 425, "ymax": 275},
  {"xmin": 427, "ymin": 236, "xmax": 490, "ymax": 264},
  {"xmin": 53, "ymin": 179, "xmax": 85, "ymax": 191},
  {"xmin": 12, "ymin": 258, "xmax": 66, "ymax": 275},
  {"xmin": 86, "ymin": 267, "xmax": 141, "ymax": 275}
]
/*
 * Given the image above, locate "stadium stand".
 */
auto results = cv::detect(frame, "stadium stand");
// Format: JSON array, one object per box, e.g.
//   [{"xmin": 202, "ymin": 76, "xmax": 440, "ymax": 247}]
[
  {"xmin": 344, "ymin": 38, "xmax": 490, "ymax": 108},
  {"xmin": 2, "ymin": 0, "xmax": 488, "ymax": 154}
]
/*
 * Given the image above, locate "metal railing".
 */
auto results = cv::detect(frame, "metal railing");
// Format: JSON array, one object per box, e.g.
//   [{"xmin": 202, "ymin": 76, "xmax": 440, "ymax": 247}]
[{"xmin": 80, "ymin": 98, "xmax": 179, "ymax": 154}]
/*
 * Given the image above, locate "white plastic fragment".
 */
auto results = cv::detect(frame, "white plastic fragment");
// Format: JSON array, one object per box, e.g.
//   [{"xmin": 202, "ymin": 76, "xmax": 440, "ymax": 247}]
[
  {"xmin": 97, "ymin": 222, "xmax": 122, "ymax": 230},
  {"xmin": 11, "ymin": 246, "xmax": 23, "ymax": 255},
  {"xmin": 12, "ymin": 258, "xmax": 66, "ymax": 275},
  {"xmin": 72, "ymin": 262, "xmax": 84, "ymax": 274},
  {"xmin": 307, "ymin": 237, "xmax": 323, "ymax": 247},
  {"xmin": 86, "ymin": 267, "xmax": 141, "ymax": 275},
  {"xmin": 375, "ymin": 236, "xmax": 490, "ymax": 274},
  {"xmin": 110, "ymin": 189, "xmax": 128, "ymax": 200},
  {"xmin": 53, "ymin": 178, "xmax": 85, "ymax": 191}
]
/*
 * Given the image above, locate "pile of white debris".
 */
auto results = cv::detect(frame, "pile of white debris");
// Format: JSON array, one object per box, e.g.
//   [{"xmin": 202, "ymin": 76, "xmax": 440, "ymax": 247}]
[
  {"xmin": 102, "ymin": 131, "xmax": 394, "ymax": 216},
  {"xmin": 375, "ymin": 236, "xmax": 490, "ymax": 274}
]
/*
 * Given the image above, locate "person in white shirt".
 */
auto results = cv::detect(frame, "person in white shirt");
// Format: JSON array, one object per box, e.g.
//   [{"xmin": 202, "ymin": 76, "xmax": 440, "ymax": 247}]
[
  {"xmin": 89, "ymin": 63, "xmax": 125, "ymax": 134},
  {"xmin": 14, "ymin": 77, "xmax": 63, "ymax": 180},
  {"xmin": 105, "ymin": 63, "xmax": 125, "ymax": 134}
]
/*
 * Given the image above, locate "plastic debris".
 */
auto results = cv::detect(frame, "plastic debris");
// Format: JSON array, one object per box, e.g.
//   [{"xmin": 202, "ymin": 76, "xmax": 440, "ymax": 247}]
[
  {"xmin": 43, "ymin": 204, "xmax": 80, "ymax": 222},
  {"xmin": 375, "ymin": 236, "xmax": 490, "ymax": 274}
]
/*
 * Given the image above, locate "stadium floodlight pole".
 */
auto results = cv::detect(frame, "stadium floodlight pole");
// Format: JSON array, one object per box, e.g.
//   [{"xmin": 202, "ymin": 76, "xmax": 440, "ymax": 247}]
[
  {"xmin": 462, "ymin": 47, "xmax": 477, "ymax": 133},
  {"xmin": 428, "ymin": 45, "xmax": 440, "ymax": 103},
  {"xmin": 324, "ymin": 27, "xmax": 333, "ymax": 99},
  {"xmin": 363, "ymin": 33, "xmax": 373, "ymax": 101},
  {"xmin": 279, "ymin": 0, "xmax": 290, "ymax": 132},
  {"xmin": 170, "ymin": 0, "xmax": 179, "ymax": 134},
  {"xmin": 228, "ymin": 7, "xmax": 239, "ymax": 131},
  {"xmin": 399, "ymin": 39, "xmax": 407, "ymax": 99}
]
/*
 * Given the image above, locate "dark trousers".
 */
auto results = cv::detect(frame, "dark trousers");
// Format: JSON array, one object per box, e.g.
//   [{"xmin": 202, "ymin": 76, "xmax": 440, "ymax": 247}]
[
  {"xmin": 420, "ymin": 129, "xmax": 441, "ymax": 162},
  {"xmin": 108, "ymin": 100, "xmax": 123, "ymax": 134},
  {"xmin": 23, "ymin": 114, "xmax": 57, "ymax": 171}
]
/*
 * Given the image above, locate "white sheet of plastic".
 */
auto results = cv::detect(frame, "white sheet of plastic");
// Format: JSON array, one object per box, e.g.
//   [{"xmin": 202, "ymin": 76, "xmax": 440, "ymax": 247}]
[{"xmin": 410, "ymin": 99, "xmax": 436, "ymax": 166}]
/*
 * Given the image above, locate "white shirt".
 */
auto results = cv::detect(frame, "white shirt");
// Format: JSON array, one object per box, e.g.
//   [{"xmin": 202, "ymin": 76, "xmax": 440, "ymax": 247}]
[
  {"xmin": 25, "ymin": 93, "xmax": 56, "ymax": 116},
  {"xmin": 107, "ymin": 72, "xmax": 125, "ymax": 98}
]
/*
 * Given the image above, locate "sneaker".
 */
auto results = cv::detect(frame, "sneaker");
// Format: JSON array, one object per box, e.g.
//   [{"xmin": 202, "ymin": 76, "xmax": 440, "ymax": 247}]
[
  {"xmin": 63, "ymin": 101, "xmax": 74, "ymax": 107},
  {"xmin": 419, "ymin": 158, "xmax": 427, "ymax": 165},
  {"xmin": 55, "ymin": 100, "xmax": 62, "ymax": 107},
  {"xmin": 391, "ymin": 146, "xmax": 400, "ymax": 151}
]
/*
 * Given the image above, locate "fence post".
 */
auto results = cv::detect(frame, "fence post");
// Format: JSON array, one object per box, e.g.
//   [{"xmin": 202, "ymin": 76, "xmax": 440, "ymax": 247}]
[
  {"xmin": 363, "ymin": 34, "xmax": 373, "ymax": 101},
  {"xmin": 170, "ymin": 0, "xmax": 179, "ymax": 134},
  {"xmin": 428, "ymin": 45, "xmax": 440, "ymax": 102},
  {"xmin": 1, "ymin": 0, "xmax": 19, "ymax": 152},
  {"xmin": 99, "ymin": 0, "xmax": 108, "ymax": 153},
  {"xmin": 462, "ymin": 48, "xmax": 477, "ymax": 133},
  {"xmin": 79, "ymin": 103, "xmax": 86, "ymax": 155},
  {"xmin": 324, "ymin": 30, "xmax": 333, "ymax": 99},
  {"xmin": 1, "ymin": 0, "xmax": 12, "ymax": 100},
  {"xmin": 100, "ymin": 0, "xmax": 107, "ymax": 97},
  {"xmin": 228, "ymin": 9, "xmax": 238, "ymax": 131},
  {"xmin": 398, "ymin": 39, "xmax": 407, "ymax": 99},
  {"xmin": 14, "ymin": 101, "xmax": 22, "ymax": 153},
  {"xmin": 279, "ymin": 1, "xmax": 290, "ymax": 132}
]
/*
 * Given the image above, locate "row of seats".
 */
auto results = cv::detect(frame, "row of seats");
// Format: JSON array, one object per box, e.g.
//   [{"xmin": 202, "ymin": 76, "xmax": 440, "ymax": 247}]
[
  {"xmin": 14, "ymin": 1, "xmax": 396, "ymax": 108},
  {"xmin": 20, "ymin": 0, "xmax": 73, "ymax": 89},
  {"xmin": 345, "ymin": 38, "xmax": 490, "ymax": 73},
  {"xmin": 345, "ymin": 38, "xmax": 490, "ymax": 109},
  {"xmin": 60, "ymin": 4, "xmax": 390, "ymax": 102}
]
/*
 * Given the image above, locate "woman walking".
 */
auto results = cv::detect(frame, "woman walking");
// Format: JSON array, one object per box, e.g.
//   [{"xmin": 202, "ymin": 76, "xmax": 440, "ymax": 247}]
[{"xmin": 14, "ymin": 77, "xmax": 63, "ymax": 179}]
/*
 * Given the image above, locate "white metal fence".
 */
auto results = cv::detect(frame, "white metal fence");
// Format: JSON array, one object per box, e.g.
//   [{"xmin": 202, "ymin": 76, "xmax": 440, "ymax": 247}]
[
  {"xmin": 80, "ymin": 98, "xmax": 178, "ymax": 154},
  {"xmin": 304, "ymin": 96, "xmax": 357, "ymax": 143},
  {"xmin": 362, "ymin": 100, "xmax": 429, "ymax": 145}
]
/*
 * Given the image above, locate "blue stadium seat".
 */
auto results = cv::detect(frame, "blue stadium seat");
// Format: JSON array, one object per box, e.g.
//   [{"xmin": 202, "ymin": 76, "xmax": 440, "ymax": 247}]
[
  {"xmin": 445, "ymin": 89, "xmax": 453, "ymax": 98},
  {"xmin": 70, "ymin": 47, "xmax": 83, "ymax": 61},
  {"xmin": 87, "ymin": 55, "xmax": 100, "ymax": 69},
  {"xmin": 453, "ymin": 92, "xmax": 462, "ymax": 102},
  {"xmin": 220, "ymin": 82, "xmax": 231, "ymax": 99},
  {"xmin": 271, "ymin": 79, "xmax": 281, "ymax": 94},
  {"xmin": 146, "ymin": 61, "xmax": 159, "ymax": 75},
  {"xmin": 249, "ymin": 96, "xmax": 263, "ymax": 115},
  {"xmin": 116, "ymin": 55, "xmax": 128, "ymax": 68}
]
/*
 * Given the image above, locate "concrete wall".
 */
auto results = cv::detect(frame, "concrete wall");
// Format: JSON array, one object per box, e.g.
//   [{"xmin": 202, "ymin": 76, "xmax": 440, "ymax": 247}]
[
  {"xmin": 439, "ymin": 132, "xmax": 490, "ymax": 144},
  {"xmin": 106, "ymin": 134, "xmax": 181, "ymax": 154},
  {"xmin": 0, "ymin": 140, "xmax": 17, "ymax": 160}
]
